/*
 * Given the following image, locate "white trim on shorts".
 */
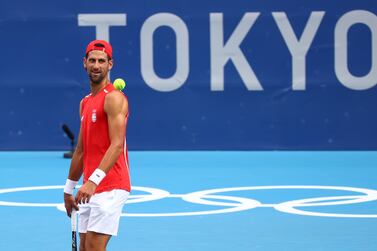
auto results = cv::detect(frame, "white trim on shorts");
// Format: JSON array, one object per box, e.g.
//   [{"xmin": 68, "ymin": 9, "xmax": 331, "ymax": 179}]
[{"xmin": 78, "ymin": 189, "xmax": 129, "ymax": 236}]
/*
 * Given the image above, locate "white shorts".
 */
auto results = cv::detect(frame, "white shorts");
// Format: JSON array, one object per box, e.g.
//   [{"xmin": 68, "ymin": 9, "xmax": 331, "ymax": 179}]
[{"xmin": 78, "ymin": 189, "xmax": 129, "ymax": 236}]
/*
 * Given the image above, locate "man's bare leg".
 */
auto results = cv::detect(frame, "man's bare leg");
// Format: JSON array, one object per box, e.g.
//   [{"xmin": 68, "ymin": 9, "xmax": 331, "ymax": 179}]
[
  {"xmin": 84, "ymin": 231, "xmax": 111, "ymax": 251},
  {"xmin": 79, "ymin": 233, "xmax": 86, "ymax": 251}
]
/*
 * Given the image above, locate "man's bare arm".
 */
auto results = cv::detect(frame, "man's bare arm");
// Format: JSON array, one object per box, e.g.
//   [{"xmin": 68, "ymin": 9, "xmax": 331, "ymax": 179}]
[
  {"xmin": 64, "ymin": 101, "xmax": 84, "ymax": 216},
  {"xmin": 97, "ymin": 91, "xmax": 128, "ymax": 174},
  {"xmin": 67, "ymin": 130, "xmax": 84, "ymax": 182}
]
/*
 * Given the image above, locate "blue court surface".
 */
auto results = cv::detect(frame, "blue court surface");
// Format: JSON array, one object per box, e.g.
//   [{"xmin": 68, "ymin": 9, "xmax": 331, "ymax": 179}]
[{"xmin": 0, "ymin": 151, "xmax": 377, "ymax": 251}]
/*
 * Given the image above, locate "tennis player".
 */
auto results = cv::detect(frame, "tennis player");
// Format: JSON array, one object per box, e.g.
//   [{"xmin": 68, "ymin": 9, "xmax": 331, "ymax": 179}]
[{"xmin": 63, "ymin": 40, "xmax": 131, "ymax": 251}]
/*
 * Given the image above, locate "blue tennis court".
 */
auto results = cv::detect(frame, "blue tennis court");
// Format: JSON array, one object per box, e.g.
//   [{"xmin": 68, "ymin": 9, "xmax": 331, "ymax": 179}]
[{"xmin": 1, "ymin": 151, "xmax": 376, "ymax": 251}]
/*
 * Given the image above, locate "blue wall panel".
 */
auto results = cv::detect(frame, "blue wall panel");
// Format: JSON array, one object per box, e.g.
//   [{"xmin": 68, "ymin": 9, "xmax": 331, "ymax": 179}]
[{"xmin": 0, "ymin": 1, "xmax": 376, "ymax": 150}]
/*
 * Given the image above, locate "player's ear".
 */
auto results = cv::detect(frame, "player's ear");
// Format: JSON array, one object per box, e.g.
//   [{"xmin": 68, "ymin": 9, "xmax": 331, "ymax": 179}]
[
  {"xmin": 108, "ymin": 59, "xmax": 113, "ymax": 71},
  {"xmin": 83, "ymin": 57, "xmax": 87, "ymax": 70}
]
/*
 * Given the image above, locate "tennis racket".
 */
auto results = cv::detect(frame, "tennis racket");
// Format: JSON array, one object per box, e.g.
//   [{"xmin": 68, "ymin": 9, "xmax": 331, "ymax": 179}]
[{"xmin": 71, "ymin": 209, "xmax": 78, "ymax": 251}]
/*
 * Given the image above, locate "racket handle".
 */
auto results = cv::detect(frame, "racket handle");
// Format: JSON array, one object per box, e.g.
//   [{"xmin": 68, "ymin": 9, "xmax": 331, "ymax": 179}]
[
  {"xmin": 72, "ymin": 231, "xmax": 78, "ymax": 251},
  {"xmin": 71, "ymin": 209, "xmax": 77, "ymax": 231},
  {"xmin": 71, "ymin": 209, "xmax": 78, "ymax": 251}
]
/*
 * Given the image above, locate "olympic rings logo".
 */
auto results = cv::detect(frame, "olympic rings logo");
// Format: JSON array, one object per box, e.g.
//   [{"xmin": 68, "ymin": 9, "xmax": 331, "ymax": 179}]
[{"xmin": 0, "ymin": 185, "xmax": 377, "ymax": 218}]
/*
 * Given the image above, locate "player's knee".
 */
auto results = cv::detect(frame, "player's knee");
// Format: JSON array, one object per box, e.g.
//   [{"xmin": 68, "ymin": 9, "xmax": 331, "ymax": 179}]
[{"xmin": 85, "ymin": 239, "xmax": 105, "ymax": 251}]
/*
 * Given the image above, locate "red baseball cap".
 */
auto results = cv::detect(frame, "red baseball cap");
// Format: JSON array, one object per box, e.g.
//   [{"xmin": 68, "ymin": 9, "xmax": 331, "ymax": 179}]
[{"xmin": 85, "ymin": 40, "xmax": 113, "ymax": 59}]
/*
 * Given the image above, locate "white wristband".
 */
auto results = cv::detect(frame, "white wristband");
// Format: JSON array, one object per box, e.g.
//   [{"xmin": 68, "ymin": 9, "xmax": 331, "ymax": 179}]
[
  {"xmin": 64, "ymin": 179, "xmax": 78, "ymax": 195},
  {"xmin": 88, "ymin": 169, "xmax": 106, "ymax": 186}
]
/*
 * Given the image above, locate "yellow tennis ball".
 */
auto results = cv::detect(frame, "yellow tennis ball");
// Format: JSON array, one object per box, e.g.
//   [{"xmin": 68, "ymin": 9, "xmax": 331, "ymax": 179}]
[{"xmin": 113, "ymin": 78, "xmax": 126, "ymax": 91}]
